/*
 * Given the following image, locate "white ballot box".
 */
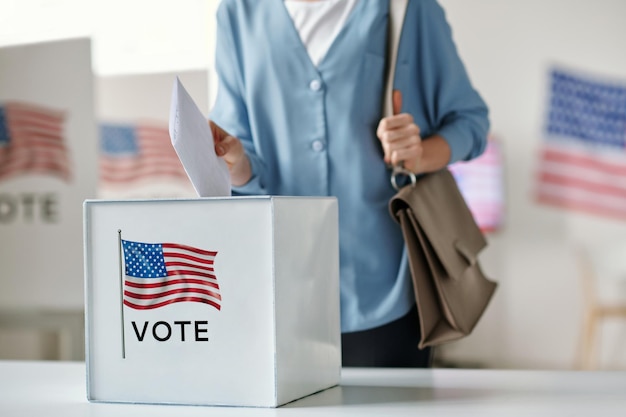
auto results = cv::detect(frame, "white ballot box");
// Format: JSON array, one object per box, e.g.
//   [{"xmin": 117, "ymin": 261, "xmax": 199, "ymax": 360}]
[{"xmin": 83, "ymin": 196, "xmax": 341, "ymax": 407}]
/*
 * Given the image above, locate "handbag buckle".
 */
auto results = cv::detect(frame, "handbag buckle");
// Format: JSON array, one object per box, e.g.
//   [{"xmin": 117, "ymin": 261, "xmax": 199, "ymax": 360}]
[{"xmin": 390, "ymin": 164, "xmax": 417, "ymax": 191}]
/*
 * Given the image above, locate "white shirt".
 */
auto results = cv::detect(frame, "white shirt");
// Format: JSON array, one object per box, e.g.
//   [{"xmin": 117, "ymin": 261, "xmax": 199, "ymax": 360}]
[{"xmin": 284, "ymin": 0, "xmax": 359, "ymax": 67}]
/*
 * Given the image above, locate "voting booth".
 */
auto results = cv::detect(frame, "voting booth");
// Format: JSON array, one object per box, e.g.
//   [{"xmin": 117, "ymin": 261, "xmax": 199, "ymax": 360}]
[{"xmin": 83, "ymin": 196, "xmax": 341, "ymax": 407}]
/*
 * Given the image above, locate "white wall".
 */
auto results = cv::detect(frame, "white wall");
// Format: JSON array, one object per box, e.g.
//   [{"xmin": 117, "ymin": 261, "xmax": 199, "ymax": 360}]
[
  {"xmin": 0, "ymin": 0, "xmax": 216, "ymax": 76},
  {"xmin": 436, "ymin": 0, "xmax": 626, "ymax": 370},
  {"xmin": 2, "ymin": 0, "xmax": 626, "ymax": 369}
]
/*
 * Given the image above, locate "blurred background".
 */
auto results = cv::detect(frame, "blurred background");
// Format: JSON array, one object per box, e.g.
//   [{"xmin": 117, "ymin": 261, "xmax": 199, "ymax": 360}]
[{"xmin": 1, "ymin": 0, "xmax": 625, "ymax": 370}]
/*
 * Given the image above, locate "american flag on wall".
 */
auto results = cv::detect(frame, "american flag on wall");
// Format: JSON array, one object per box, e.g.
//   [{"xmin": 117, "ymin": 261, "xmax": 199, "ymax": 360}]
[
  {"xmin": 122, "ymin": 239, "xmax": 221, "ymax": 311},
  {"xmin": 535, "ymin": 69, "xmax": 626, "ymax": 219},
  {"xmin": 99, "ymin": 122, "xmax": 189, "ymax": 187},
  {"xmin": 0, "ymin": 101, "xmax": 71, "ymax": 182},
  {"xmin": 449, "ymin": 138, "xmax": 505, "ymax": 233}
]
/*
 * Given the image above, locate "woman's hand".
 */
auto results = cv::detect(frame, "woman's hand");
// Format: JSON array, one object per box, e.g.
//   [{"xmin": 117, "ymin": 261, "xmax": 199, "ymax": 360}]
[
  {"xmin": 210, "ymin": 121, "xmax": 252, "ymax": 187},
  {"xmin": 376, "ymin": 90, "xmax": 452, "ymax": 174},
  {"xmin": 376, "ymin": 90, "xmax": 423, "ymax": 173}
]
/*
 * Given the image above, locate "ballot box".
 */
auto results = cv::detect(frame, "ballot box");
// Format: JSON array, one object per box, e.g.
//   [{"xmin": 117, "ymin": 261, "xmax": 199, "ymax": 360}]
[{"xmin": 83, "ymin": 196, "xmax": 341, "ymax": 407}]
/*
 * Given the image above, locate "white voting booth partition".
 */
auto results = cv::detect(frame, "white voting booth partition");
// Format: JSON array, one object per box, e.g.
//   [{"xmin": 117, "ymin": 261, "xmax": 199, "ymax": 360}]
[
  {"xmin": 83, "ymin": 196, "xmax": 341, "ymax": 407},
  {"xmin": 0, "ymin": 38, "xmax": 97, "ymax": 360}
]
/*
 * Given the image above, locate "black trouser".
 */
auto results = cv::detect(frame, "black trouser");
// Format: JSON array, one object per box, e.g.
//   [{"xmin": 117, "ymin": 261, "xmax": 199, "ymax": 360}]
[{"xmin": 341, "ymin": 305, "xmax": 432, "ymax": 368}]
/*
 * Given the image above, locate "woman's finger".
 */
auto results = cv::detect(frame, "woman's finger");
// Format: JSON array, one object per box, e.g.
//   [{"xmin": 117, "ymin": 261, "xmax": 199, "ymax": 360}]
[{"xmin": 209, "ymin": 120, "xmax": 230, "ymax": 143}]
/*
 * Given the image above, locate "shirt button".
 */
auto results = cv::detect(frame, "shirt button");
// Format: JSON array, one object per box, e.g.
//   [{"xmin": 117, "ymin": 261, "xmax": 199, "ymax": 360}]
[
  {"xmin": 312, "ymin": 140, "xmax": 325, "ymax": 152},
  {"xmin": 309, "ymin": 79, "xmax": 322, "ymax": 91}
]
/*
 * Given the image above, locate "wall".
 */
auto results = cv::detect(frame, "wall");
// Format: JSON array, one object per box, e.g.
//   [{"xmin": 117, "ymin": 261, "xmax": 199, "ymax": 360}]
[{"xmin": 436, "ymin": 0, "xmax": 626, "ymax": 369}]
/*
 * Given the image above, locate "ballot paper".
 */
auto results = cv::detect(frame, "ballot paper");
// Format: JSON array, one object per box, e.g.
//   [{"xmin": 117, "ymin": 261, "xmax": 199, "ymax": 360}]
[{"xmin": 169, "ymin": 77, "xmax": 231, "ymax": 197}]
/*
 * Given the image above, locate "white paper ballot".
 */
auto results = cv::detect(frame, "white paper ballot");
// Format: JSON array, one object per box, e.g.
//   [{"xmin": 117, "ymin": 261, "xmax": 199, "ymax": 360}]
[{"xmin": 169, "ymin": 77, "xmax": 231, "ymax": 197}]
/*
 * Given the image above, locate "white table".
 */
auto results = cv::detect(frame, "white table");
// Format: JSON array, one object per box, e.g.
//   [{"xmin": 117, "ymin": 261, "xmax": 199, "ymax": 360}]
[{"xmin": 1, "ymin": 360, "xmax": 625, "ymax": 416}]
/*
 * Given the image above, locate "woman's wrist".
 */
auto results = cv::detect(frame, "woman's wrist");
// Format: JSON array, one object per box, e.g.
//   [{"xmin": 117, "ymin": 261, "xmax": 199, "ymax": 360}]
[
  {"xmin": 230, "ymin": 155, "xmax": 252, "ymax": 187},
  {"xmin": 415, "ymin": 135, "xmax": 451, "ymax": 174}
]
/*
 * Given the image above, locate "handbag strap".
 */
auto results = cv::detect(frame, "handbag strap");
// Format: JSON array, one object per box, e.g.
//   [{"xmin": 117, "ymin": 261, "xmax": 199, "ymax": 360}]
[
  {"xmin": 383, "ymin": 0, "xmax": 409, "ymax": 118},
  {"xmin": 385, "ymin": 0, "xmax": 415, "ymax": 190}
]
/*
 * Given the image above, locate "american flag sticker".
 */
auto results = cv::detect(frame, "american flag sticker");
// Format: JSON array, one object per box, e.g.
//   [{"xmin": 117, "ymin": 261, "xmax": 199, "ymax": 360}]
[
  {"xmin": 121, "ymin": 238, "xmax": 221, "ymax": 311},
  {"xmin": 535, "ymin": 69, "xmax": 626, "ymax": 219},
  {"xmin": 0, "ymin": 101, "xmax": 71, "ymax": 183},
  {"xmin": 99, "ymin": 122, "xmax": 189, "ymax": 187}
]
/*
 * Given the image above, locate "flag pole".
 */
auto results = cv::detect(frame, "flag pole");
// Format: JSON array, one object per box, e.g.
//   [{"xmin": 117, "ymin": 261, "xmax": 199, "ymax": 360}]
[{"xmin": 118, "ymin": 229, "xmax": 126, "ymax": 359}]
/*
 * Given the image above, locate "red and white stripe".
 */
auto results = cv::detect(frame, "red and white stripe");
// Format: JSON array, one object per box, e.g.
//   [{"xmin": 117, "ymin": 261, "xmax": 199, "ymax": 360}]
[
  {"xmin": 535, "ymin": 143, "xmax": 626, "ymax": 219},
  {"xmin": 0, "ymin": 102, "xmax": 71, "ymax": 182}
]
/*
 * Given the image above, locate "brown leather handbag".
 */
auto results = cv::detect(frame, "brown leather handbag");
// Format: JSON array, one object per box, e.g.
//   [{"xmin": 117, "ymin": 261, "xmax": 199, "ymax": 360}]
[
  {"xmin": 386, "ymin": 0, "xmax": 497, "ymax": 349},
  {"xmin": 389, "ymin": 169, "xmax": 497, "ymax": 348}
]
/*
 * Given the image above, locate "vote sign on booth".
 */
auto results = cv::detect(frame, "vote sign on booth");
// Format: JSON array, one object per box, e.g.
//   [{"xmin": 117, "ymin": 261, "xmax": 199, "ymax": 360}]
[{"xmin": 83, "ymin": 196, "xmax": 341, "ymax": 407}]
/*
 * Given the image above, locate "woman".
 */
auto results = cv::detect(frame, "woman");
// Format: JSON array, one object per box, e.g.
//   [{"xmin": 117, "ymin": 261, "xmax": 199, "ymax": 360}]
[{"xmin": 209, "ymin": 0, "xmax": 489, "ymax": 367}]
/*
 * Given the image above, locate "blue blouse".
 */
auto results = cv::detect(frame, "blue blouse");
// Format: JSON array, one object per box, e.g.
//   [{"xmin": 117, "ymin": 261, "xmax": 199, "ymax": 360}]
[{"xmin": 210, "ymin": 0, "xmax": 490, "ymax": 332}]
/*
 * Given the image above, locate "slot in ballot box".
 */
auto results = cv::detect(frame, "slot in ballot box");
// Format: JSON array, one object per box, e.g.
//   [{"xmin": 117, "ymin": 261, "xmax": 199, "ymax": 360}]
[{"xmin": 83, "ymin": 196, "xmax": 341, "ymax": 407}]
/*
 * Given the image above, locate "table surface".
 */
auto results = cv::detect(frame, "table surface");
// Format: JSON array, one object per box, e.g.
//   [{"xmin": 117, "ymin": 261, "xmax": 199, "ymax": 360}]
[{"xmin": 1, "ymin": 360, "xmax": 625, "ymax": 417}]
